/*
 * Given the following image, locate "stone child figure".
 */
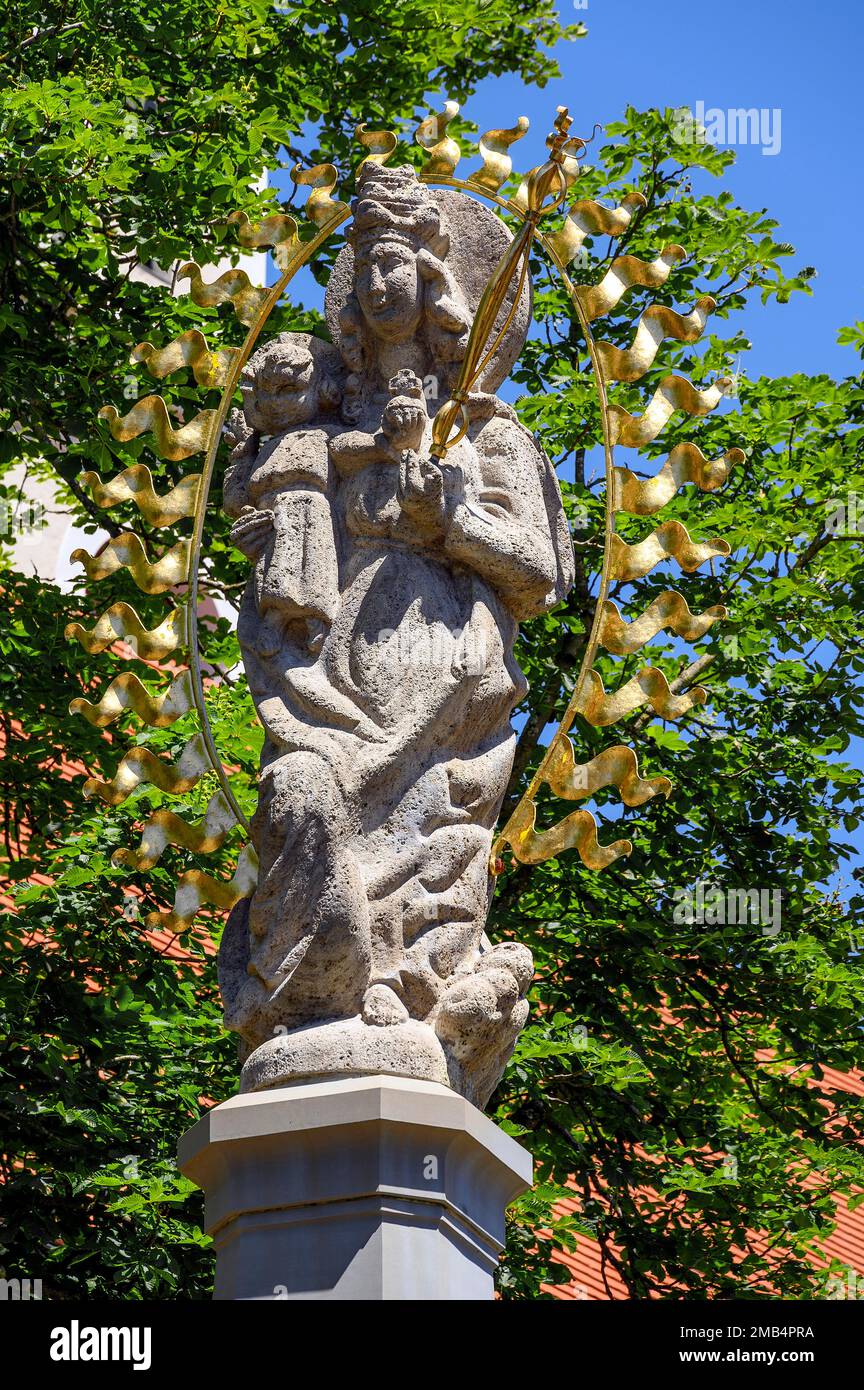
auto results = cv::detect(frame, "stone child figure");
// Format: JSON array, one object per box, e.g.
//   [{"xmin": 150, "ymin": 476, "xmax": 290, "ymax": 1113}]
[
  {"xmin": 219, "ymin": 164, "xmax": 575, "ymax": 1108},
  {"xmin": 223, "ymin": 334, "xmax": 343, "ymax": 656}
]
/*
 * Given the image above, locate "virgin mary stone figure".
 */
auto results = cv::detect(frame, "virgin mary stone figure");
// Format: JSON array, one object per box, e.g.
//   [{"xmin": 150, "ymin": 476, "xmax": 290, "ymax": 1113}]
[{"xmin": 219, "ymin": 163, "xmax": 574, "ymax": 1108}]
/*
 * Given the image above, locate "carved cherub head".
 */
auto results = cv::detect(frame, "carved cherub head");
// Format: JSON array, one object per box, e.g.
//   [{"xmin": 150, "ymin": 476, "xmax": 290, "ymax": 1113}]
[{"xmin": 241, "ymin": 333, "xmax": 341, "ymax": 434}]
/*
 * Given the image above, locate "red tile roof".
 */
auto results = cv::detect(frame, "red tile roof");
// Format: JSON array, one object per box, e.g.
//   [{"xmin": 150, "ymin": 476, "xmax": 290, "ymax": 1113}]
[{"xmin": 544, "ymin": 1065, "xmax": 864, "ymax": 1299}]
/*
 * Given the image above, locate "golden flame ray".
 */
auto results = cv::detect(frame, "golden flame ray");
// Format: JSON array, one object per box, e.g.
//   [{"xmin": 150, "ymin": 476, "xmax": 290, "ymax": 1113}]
[
  {"xmin": 79, "ymin": 464, "xmax": 200, "ymax": 527},
  {"xmin": 545, "ymin": 737, "xmax": 672, "ymax": 805},
  {"xmin": 355, "ymin": 123, "xmax": 397, "ymax": 166},
  {"xmin": 612, "ymin": 443, "xmax": 743, "ymax": 515},
  {"xmin": 576, "ymin": 246, "xmax": 687, "ymax": 321},
  {"xmin": 576, "ymin": 667, "xmax": 708, "ymax": 727},
  {"xmin": 98, "ymin": 397, "xmax": 216, "ymax": 462},
  {"xmin": 83, "ymin": 733, "xmax": 210, "ymax": 806},
  {"xmin": 71, "ymin": 535, "xmax": 190, "ymax": 594},
  {"xmin": 470, "ymin": 118, "xmax": 530, "ymax": 191},
  {"xmin": 226, "ymin": 210, "xmax": 299, "ymax": 269},
  {"xmin": 291, "ymin": 165, "xmax": 350, "ymax": 229},
  {"xmin": 415, "ymin": 101, "xmax": 462, "ymax": 177},
  {"xmin": 146, "ymin": 844, "xmax": 259, "ymax": 934},
  {"xmin": 596, "ymin": 296, "xmax": 716, "ymax": 383},
  {"xmin": 500, "ymin": 798, "xmax": 632, "ymax": 870},
  {"xmin": 610, "ymin": 521, "xmax": 730, "ymax": 582},
  {"xmin": 70, "ymin": 670, "xmax": 193, "ymax": 729},
  {"xmin": 609, "ymin": 374, "xmax": 734, "ymax": 448},
  {"xmin": 177, "ymin": 262, "xmax": 269, "ymax": 327},
  {"xmin": 547, "ymin": 191, "xmax": 646, "ymax": 266},
  {"xmin": 599, "ymin": 594, "xmax": 727, "ymax": 654},
  {"xmin": 65, "ymin": 603, "xmax": 187, "ymax": 660},
  {"xmin": 113, "ymin": 789, "xmax": 237, "ymax": 871},
  {"xmin": 131, "ymin": 330, "xmax": 237, "ymax": 389}
]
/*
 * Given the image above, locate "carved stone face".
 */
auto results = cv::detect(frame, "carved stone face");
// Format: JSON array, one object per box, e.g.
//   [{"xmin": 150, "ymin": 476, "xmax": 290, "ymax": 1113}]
[{"xmin": 354, "ymin": 239, "xmax": 422, "ymax": 341}]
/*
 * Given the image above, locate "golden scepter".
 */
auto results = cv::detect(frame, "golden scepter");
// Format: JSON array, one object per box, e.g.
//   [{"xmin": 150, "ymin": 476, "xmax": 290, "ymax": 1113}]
[{"xmin": 429, "ymin": 106, "xmax": 584, "ymax": 461}]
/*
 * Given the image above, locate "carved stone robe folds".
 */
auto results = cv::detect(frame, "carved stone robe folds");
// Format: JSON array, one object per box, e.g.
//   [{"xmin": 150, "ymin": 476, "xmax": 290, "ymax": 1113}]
[{"xmin": 219, "ymin": 165, "xmax": 574, "ymax": 1108}]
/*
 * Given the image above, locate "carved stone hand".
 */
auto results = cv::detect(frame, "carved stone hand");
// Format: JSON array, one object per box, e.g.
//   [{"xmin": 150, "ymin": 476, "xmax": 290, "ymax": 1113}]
[
  {"xmin": 230, "ymin": 505, "xmax": 275, "ymax": 561},
  {"xmin": 397, "ymin": 450, "xmax": 448, "ymax": 538}
]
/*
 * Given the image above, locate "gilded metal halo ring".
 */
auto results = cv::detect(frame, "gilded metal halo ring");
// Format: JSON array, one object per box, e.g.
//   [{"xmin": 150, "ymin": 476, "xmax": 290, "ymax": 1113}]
[{"xmin": 68, "ymin": 100, "xmax": 741, "ymax": 931}]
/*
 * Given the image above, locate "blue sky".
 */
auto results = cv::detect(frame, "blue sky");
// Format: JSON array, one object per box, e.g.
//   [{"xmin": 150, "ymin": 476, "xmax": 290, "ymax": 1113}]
[
  {"xmin": 458, "ymin": 0, "xmax": 862, "ymax": 384},
  {"xmin": 274, "ymin": 0, "xmax": 862, "ymax": 381}
]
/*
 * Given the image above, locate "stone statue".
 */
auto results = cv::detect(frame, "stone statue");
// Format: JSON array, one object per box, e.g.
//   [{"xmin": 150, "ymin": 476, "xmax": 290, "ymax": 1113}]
[{"xmin": 218, "ymin": 163, "xmax": 574, "ymax": 1108}]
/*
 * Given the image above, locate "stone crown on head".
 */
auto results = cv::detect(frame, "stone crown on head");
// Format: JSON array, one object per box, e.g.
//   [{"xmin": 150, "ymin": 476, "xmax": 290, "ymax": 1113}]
[{"xmin": 350, "ymin": 164, "xmax": 449, "ymax": 258}]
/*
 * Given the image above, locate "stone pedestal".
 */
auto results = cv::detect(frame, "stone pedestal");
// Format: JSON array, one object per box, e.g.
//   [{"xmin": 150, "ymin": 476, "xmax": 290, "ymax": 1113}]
[{"xmin": 178, "ymin": 1074, "xmax": 532, "ymax": 1301}]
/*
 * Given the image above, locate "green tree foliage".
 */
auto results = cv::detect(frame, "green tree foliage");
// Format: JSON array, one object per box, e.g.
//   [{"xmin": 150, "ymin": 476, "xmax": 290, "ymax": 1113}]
[
  {"xmin": 1, "ymin": 7, "xmax": 862, "ymax": 1301},
  {"xmin": 0, "ymin": 0, "xmax": 582, "ymax": 1300},
  {"xmin": 495, "ymin": 109, "xmax": 864, "ymax": 1299}
]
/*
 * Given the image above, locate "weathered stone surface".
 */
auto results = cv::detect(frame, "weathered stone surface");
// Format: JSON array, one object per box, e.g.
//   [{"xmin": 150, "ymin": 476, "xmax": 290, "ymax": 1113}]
[{"xmin": 219, "ymin": 162, "xmax": 574, "ymax": 1108}]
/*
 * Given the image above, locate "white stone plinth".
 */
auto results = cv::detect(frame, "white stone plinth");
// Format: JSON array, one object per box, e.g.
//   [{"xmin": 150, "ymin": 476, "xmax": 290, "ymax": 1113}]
[{"xmin": 178, "ymin": 1074, "xmax": 532, "ymax": 1300}]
